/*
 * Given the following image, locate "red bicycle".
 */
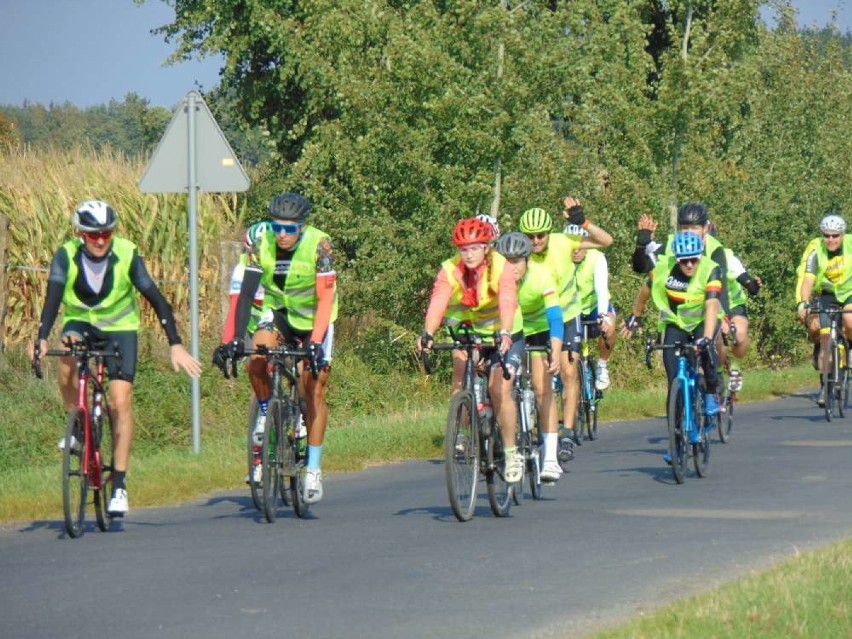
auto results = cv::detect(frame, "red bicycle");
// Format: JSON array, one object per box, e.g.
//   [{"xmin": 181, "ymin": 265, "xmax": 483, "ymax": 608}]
[{"xmin": 33, "ymin": 337, "xmax": 120, "ymax": 538}]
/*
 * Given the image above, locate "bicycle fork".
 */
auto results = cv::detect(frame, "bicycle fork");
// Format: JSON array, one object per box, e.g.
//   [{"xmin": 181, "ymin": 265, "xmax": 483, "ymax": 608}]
[{"xmin": 677, "ymin": 359, "xmax": 700, "ymax": 445}]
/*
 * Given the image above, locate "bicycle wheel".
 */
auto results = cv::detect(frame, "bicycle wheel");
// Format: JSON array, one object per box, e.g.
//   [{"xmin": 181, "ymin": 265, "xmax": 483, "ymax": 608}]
[
  {"xmin": 823, "ymin": 337, "xmax": 836, "ymax": 422},
  {"xmin": 511, "ymin": 408, "xmax": 525, "ymax": 506},
  {"xmin": 444, "ymin": 390, "xmax": 479, "ymax": 522},
  {"xmin": 844, "ymin": 367, "xmax": 851, "ymax": 412},
  {"xmin": 486, "ymin": 423, "xmax": 511, "ymax": 517},
  {"xmin": 261, "ymin": 398, "xmax": 283, "ymax": 523},
  {"xmin": 246, "ymin": 397, "xmax": 263, "ymax": 511},
  {"xmin": 666, "ymin": 380, "xmax": 688, "ymax": 484},
  {"xmin": 93, "ymin": 409, "xmax": 114, "ymax": 532},
  {"xmin": 63, "ymin": 409, "xmax": 88, "ymax": 538},
  {"xmin": 527, "ymin": 397, "xmax": 543, "ymax": 501},
  {"xmin": 692, "ymin": 392, "xmax": 710, "ymax": 477},
  {"xmin": 572, "ymin": 361, "xmax": 587, "ymax": 445},
  {"xmin": 585, "ymin": 361, "xmax": 599, "ymax": 441},
  {"xmin": 717, "ymin": 388, "xmax": 733, "ymax": 443},
  {"xmin": 836, "ymin": 358, "xmax": 846, "ymax": 418}
]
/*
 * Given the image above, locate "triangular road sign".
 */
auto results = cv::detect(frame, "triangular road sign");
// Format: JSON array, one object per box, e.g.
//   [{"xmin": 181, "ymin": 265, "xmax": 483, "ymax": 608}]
[{"xmin": 139, "ymin": 90, "xmax": 250, "ymax": 193}]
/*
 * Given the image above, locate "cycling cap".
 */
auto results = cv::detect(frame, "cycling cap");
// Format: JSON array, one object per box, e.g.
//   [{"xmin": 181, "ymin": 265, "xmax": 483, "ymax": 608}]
[
  {"xmin": 820, "ymin": 214, "xmax": 846, "ymax": 234},
  {"xmin": 475, "ymin": 213, "xmax": 500, "ymax": 238},
  {"xmin": 452, "ymin": 217, "xmax": 492, "ymax": 247},
  {"xmin": 672, "ymin": 231, "xmax": 704, "ymax": 259},
  {"xmin": 73, "ymin": 200, "xmax": 118, "ymax": 232},
  {"xmin": 563, "ymin": 223, "xmax": 589, "ymax": 237},
  {"xmin": 676, "ymin": 202, "xmax": 709, "ymax": 226},
  {"xmin": 268, "ymin": 193, "xmax": 311, "ymax": 221},
  {"xmin": 519, "ymin": 208, "xmax": 553, "ymax": 234},
  {"xmin": 495, "ymin": 231, "xmax": 533, "ymax": 259}
]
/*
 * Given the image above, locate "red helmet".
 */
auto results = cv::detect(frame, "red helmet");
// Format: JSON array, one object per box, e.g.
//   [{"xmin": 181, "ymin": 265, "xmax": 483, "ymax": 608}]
[{"xmin": 452, "ymin": 218, "xmax": 493, "ymax": 247}]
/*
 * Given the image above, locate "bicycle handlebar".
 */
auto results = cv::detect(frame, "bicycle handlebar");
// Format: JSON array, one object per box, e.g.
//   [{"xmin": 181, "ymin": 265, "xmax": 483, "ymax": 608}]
[
  {"xmin": 418, "ymin": 327, "xmax": 511, "ymax": 380},
  {"xmin": 32, "ymin": 337, "xmax": 122, "ymax": 380},
  {"xmin": 644, "ymin": 334, "xmax": 708, "ymax": 370},
  {"xmin": 237, "ymin": 344, "xmax": 319, "ymax": 380}
]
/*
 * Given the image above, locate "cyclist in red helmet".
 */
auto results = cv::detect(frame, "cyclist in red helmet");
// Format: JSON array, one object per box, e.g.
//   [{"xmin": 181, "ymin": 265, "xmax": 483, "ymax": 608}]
[{"xmin": 417, "ymin": 217, "xmax": 525, "ymax": 483}]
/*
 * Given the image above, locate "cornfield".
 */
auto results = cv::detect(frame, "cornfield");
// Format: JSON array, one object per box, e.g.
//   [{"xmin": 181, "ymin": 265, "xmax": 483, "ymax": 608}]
[{"xmin": 0, "ymin": 146, "xmax": 246, "ymax": 345}]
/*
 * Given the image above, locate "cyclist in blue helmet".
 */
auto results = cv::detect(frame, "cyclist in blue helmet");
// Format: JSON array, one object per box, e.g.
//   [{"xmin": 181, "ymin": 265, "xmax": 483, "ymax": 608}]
[{"xmin": 621, "ymin": 231, "xmax": 723, "ymax": 464}]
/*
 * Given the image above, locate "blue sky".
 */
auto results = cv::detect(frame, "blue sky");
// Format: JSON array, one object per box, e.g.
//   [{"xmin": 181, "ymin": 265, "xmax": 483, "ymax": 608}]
[{"xmin": 0, "ymin": 1, "xmax": 849, "ymax": 109}]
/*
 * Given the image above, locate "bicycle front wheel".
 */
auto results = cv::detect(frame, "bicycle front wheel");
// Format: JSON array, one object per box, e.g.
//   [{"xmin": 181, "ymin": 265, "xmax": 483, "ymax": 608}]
[
  {"xmin": 526, "ymin": 396, "xmax": 543, "ymax": 501},
  {"xmin": 666, "ymin": 380, "xmax": 688, "ymax": 484},
  {"xmin": 246, "ymin": 397, "xmax": 263, "ymax": 510},
  {"xmin": 63, "ymin": 409, "xmax": 88, "ymax": 538},
  {"xmin": 445, "ymin": 391, "xmax": 479, "ymax": 522},
  {"xmin": 92, "ymin": 409, "xmax": 114, "ymax": 533},
  {"xmin": 486, "ymin": 424, "xmax": 511, "ymax": 518},
  {"xmin": 717, "ymin": 388, "xmax": 733, "ymax": 443},
  {"xmin": 261, "ymin": 398, "xmax": 283, "ymax": 523},
  {"xmin": 823, "ymin": 338, "xmax": 837, "ymax": 422}
]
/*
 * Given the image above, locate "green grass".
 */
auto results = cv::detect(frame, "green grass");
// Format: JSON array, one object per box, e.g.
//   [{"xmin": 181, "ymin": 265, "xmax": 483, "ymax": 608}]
[{"xmin": 591, "ymin": 538, "xmax": 852, "ymax": 639}]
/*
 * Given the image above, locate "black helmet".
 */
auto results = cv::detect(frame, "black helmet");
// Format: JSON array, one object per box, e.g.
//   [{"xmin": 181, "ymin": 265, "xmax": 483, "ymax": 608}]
[
  {"xmin": 677, "ymin": 202, "xmax": 708, "ymax": 226},
  {"xmin": 495, "ymin": 231, "xmax": 533, "ymax": 259},
  {"xmin": 73, "ymin": 200, "xmax": 118, "ymax": 232},
  {"xmin": 268, "ymin": 193, "xmax": 311, "ymax": 221}
]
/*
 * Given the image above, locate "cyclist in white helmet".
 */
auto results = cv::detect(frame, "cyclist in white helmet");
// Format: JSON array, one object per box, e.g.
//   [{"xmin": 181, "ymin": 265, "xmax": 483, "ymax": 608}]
[{"xmin": 798, "ymin": 213, "xmax": 852, "ymax": 407}]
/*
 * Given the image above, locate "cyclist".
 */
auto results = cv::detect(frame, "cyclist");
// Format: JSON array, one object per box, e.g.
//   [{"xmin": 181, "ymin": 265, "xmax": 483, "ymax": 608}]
[
  {"xmin": 29, "ymin": 200, "xmax": 202, "ymax": 516},
  {"xmin": 797, "ymin": 214, "xmax": 852, "ymax": 407},
  {"xmin": 519, "ymin": 198, "xmax": 612, "ymax": 446},
  {"xmin": 621, "ymin": 231, "xmax": 722, "ymax": 462},
  {"xmin": 217, "ymin": 193, "xmax": 337, "ymax": 504},
  {"xmin": 214, "ymin": 221, "xmax": 272, "ymax": 485},
  {"xmin": 417, "ymin": 217, "xmax": 525, "ymax": 483},
  {"xmin": 566, "ymin": 223, "xmax": 617, "ymax": 391},
  {"xmin": 705, "ymin": 222, "xmax": 762, "ymax": 392},
  {"xmin": 494, "ymin": 232, "xmax": 564, "ymax": 482}
]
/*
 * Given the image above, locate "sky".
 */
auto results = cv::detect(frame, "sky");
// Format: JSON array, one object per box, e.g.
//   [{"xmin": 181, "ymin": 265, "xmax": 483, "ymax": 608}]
[{"xmin": 0, "ymin": 0, "xmax": 850, "ymax": 109}]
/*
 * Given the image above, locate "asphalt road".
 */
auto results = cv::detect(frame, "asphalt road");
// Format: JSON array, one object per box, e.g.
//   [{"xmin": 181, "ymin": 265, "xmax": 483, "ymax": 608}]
[{"xmin": 2, "ymin": 389, "xmax": 852, "ymax": 639}]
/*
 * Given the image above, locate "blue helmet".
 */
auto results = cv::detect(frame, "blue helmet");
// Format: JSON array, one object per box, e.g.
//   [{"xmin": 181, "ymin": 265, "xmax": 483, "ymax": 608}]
[{"xmin": 672, "ymin": 231, "xmax": 703, "ymax": 259}]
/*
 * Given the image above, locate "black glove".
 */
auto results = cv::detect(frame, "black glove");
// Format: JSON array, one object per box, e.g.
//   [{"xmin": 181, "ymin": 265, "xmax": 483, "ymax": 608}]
[
  {"xmin": 694, "ymin": 336, "xmax": 712, "ymax": 351},
  {"xmin": 212, "ymin": 344, "xmax": 229, "ymax": 373},
  {"xmin": 419, "ymin": 331, "xmax": 434, "ymax": 351},
  {"xmin": 567, "ymin": 205, "xmax": 586, "ymax": 226},
  {"xmin": 225, "ymin": 338, "xmax": 245, "ymax": 361},
  {"xmin": 624, "ymin": 314, "xmax": 641, "ymax": 332},
  {"xmin": 636, "ymin": 229, "xmax": 654, "ymax": 247},
  {"xmin": 307, "ymin": 341, "xmax": 324, "ymax": 365}
]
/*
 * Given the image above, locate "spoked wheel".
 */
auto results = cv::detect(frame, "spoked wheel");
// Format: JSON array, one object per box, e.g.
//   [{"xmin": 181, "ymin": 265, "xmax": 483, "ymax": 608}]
[
  {"xmin": 692, "ymin": 394, "xmax": 710, "ymax": 477},
  {"xmin": 823, "ymin": 338, "xmax": 836, "ymax": 422},
  {"xmin": 63, "ymin": 409, "xmax": 88, "ymax": 538},
  {"xmin": 93, "ymin": 409, "xmax": 114, "ymax": 532},
  {"xmin": 836, "ymin": 364, "xmax": 846, "ymax": 419},
  {"xmin": 444, "ymin": 391, "xmax": 479, "ymax": 522},
  {"xmin": 587, "ymin": 392, "xmax": 599, "ymax": 441},
  {"xmin": 291, "ymin": 463, "xmax": 310, "ymax": 518},
  {"xmin": 527, "ymin": 398, "xmax": 543, "ymax": 501},
  {"xmin": 279, "ymin": 401, "xmax": 298, "ymax": 508},
  {"xmin": 572, "ymin": 362, "xmax": 587, "ymax": 445},
  {"xmin": 717, "ymin": 387, "xmax": 733, "ymax": 443},
  {"xmin": 246, "ymin": 397, "xmax": 263, "ymax": 511},
  {"xmin": 666, "ymin": 380, "xmax": 688, "ymax": 484},
  {"xmin": 844, "ymin": 368, "xmax": 851, "ymax": 413},
  {"xmin": 261, "ymin": 398, "xmax": 283, "ymax": 523},
  {"xmin": 485, "ymin": 425, "xmax": 511, "ymax": 517}
]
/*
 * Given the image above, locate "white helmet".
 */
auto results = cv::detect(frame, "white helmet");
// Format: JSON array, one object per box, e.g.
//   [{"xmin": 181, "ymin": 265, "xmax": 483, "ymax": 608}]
[
  {"xmin": 820, "ymin": 214, "xmax": 846, "ymax": 234},
  {"xmin": 563, "ymin": 223, "xmax": 589, "ymax": 237},
  {"xmin": 475, "ymin": 213, "xmax": 500, "ymax": 238},
  {"xmin": 73, "ymin": 200, "xmax": 117, "ymax": 232}
]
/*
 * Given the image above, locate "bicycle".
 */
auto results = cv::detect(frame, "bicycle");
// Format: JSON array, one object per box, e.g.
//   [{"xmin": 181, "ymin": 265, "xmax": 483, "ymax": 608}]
[
  {"xmin": 572, "ymin": 318, "xmax": 606, "ymax": 444},
  {"xmin": 228, "ymin": 343, "xmax": 317, "ymax": 523},
  {"xmin": 809, "ymin": 304, "xmax": 851, "ymax": 422},
  {"xmin": 33, "ymin": 337, "xmax": 121, "ymax": 538},
  {"xmin": 645, "ymin": 335, "xmax": 712, "ymax": 484},
  {"xmin": 511, "ymin": 344, "xmax": 548, "ymax": 503},
  {"xmin": 422, "ymin": 325, "xmax": 513, "ymax": 522}
]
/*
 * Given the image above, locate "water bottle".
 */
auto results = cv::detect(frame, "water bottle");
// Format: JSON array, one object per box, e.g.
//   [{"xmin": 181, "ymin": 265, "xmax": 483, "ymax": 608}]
[
  {"xmin": 474, "ymin": 376, "xmax": 493, "ymax": 422},
  {"xmin": 840, "ymin": 341, "xmax": 847, "ymax": 369},
  {"xmin": 522, "ymin": 388, "xmax": 536, "ymax": 427}
]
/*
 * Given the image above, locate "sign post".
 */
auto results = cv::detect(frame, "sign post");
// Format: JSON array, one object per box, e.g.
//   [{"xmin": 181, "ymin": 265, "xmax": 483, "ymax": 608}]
[{"xmin": 140, "ymin": 90, "xmax": 250, "ymax": 454}]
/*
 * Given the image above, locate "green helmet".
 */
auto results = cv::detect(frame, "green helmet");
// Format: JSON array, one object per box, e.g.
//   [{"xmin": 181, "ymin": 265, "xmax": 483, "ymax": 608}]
[{"xmin": 519, "ymin": 208, "xmax": 553, "ymax": 234}]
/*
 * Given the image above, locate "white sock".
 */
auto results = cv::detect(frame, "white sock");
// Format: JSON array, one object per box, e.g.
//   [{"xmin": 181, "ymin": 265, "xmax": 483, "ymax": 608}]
[{"xmin": 543, "ymin": 433, "xmax": 558, "ymax": 463}]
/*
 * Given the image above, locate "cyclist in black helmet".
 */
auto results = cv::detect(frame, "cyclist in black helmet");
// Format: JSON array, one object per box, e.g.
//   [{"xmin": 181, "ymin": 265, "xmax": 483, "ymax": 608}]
[{"xmin": 215, "ymin": 192, "xmax": 338, "ymax": 505}]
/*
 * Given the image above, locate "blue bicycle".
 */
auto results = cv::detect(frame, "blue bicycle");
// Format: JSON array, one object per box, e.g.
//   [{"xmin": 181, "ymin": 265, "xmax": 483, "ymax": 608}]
[{"xmin": 645, "ymin": 335, "xmax": 712, "ymax": 483}]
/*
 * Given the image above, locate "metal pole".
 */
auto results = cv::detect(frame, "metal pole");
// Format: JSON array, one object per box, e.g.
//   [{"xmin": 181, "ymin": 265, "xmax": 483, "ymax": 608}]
[{"xmin": 187, "ymin": 92, "xmax": 201, "ymax": 454}]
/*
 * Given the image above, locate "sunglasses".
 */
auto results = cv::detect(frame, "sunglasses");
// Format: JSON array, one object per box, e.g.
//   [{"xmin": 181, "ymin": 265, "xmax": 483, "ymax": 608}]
[
  {"xmin": 526, "ymin": 233, "xmax": 548, "ymax": 240},
  {"xmin": 82, "ymin": 230, "xmax": 113, "ymax": 242},
  {"xmin": 270, "ymin": 221, "xmax": 303, "ymax": 235},
  {"xmin": 823, "ymin": 233, "xmax": 842, "ymax": 240},
  {"xmin": 458, "ymin": 244, "xmax": 486, "ymax": 254},
  {"xmin": 677, "ymin": 257, "xmax": 699, "ymax": 266}
]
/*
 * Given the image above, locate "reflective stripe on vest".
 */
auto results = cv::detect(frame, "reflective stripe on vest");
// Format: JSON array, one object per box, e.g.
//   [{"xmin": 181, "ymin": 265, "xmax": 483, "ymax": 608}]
[{"xmin": 61, "ymin": 238, "xmax": 140, "ymax": 331}]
